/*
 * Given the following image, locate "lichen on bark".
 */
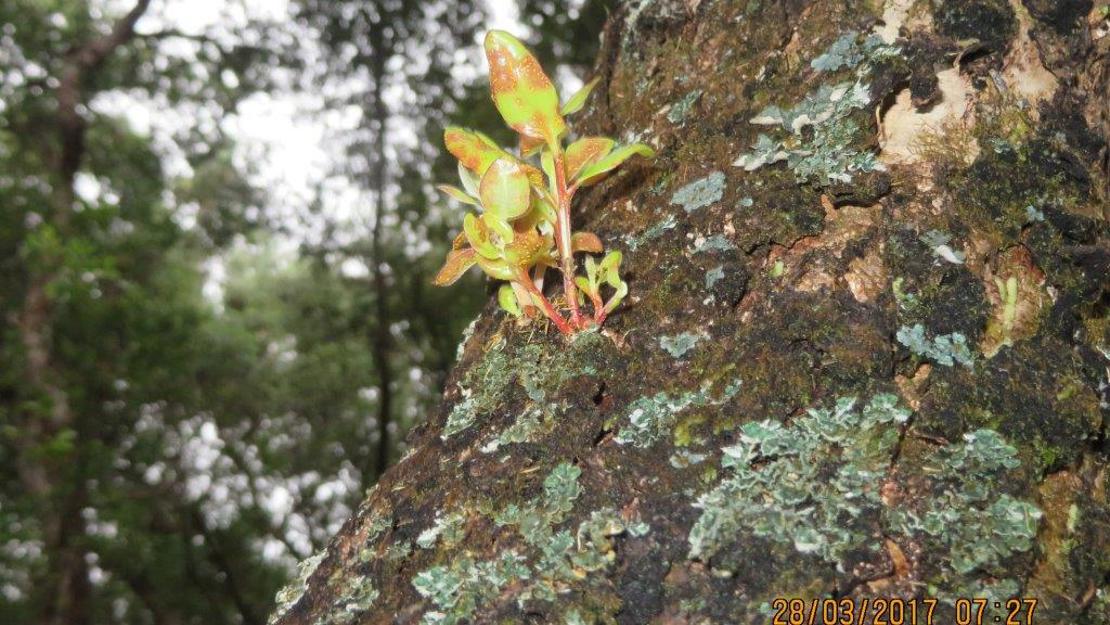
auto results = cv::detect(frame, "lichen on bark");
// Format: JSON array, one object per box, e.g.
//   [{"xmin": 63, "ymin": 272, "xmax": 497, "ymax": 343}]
[{"xmin": 271, "ymin": 1, "xmax": 1110, "ymax": 623}]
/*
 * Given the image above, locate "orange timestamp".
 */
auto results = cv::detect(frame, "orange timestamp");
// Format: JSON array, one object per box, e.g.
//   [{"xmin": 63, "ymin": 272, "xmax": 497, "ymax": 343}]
[{"xmin": 769, "ymin": 597, "xmax": 1039, "ymax": 625}]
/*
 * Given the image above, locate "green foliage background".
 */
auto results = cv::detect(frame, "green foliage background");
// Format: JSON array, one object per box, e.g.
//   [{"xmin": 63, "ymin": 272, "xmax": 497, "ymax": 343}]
[{"xmin": 0, "ymin": 1, "xmax": 609, "ymax": 624}]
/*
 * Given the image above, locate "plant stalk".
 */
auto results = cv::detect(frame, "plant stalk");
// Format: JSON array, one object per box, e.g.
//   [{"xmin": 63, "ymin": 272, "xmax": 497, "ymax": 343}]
[
  {"xmin": 551, "ymin": 148, "xmax": 584, "ymax": 328},
  {"xmin": 518, "ymin": 274, "xmax": 574, "ymax": 336}
]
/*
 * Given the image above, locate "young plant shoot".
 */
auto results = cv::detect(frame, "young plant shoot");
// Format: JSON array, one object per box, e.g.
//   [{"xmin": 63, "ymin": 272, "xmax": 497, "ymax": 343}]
[{"xmin": 432, "ymin": 30, "xmax": 653, "ymax": 336}]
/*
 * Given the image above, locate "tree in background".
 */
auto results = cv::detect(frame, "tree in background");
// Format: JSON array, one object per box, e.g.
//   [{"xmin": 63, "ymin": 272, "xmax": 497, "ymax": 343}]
[
  {"xmin": 291, "ymin": 0, "xmax": 488, "ymax": 480},
  {"xmin": 0, "ymin": 1, "xmax": 296, "ymax": 622}
]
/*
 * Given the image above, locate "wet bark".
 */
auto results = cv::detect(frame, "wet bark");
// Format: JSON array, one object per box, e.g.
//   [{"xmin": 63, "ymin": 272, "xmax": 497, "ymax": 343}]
[{"xmin": 271, "ymin": 1, "xmax": 1109, "ymax": 624}]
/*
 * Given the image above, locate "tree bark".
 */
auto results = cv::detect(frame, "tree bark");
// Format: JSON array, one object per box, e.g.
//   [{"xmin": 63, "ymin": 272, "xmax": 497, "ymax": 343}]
[{"xmin": 270, "ymin": 1, "xmax": 1109, "ymax": 624}]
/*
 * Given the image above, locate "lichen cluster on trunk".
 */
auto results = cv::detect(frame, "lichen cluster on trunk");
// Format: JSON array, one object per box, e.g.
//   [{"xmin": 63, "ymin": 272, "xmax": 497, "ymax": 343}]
[{"xmin": 270, "ymin": 1, "xmax": 1109, "ymax": 623}]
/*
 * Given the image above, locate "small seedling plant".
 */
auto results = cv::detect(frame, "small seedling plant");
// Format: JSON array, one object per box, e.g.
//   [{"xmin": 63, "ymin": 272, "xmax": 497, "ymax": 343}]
[{"xmin": 433, "ymin": 30, "xmax": 653, "ymax": 336}]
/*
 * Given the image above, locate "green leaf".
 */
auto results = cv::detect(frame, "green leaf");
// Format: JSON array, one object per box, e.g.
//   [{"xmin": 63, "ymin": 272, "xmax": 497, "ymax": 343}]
[
  {"xmin": 540, "ymin": 148, "xmax": 557, "ymax": 198},
  {"xmin": 519, "ymin": 134, "xmax": 545, "ymax": 157},
  {"xmin": 574, "ymin": 276, "xmax": 592, "ymax": 294},
  {"xmin": 565, "ymin": 137, "xmax": 615, "ymax": 180},
  {"xmin": 560, "ymin": 77, "xmax": 600, "ymax": 116},
  {"xmin": 584, "ymin": 255, "xmax": 599, "ymax": 283},
  {"xmin": 436, "ymin": 184, "xmax": 478, "ymax": 205},
  {"xmin": 463, "ymin": 213, "xmax": 499, "ymax": 259},
  {"xmin": 475, "ymin": 255, "xmax": 518, "ymax": 281},
  {"xmin": 498, "ymin": 284, "xmax": 523, "ymax": 317},
  {"xmin": 433, "ymin": 248, "xmax": 477, "ymax": 286},
  {"xmin": 479, "ymin": 158, "xmax": 531, "ymax": 220},
  {"xmin": 603, "ymin": 281, "xmax": 628, "ymax": 315},
  {"xmin": 481, "ymin": 213, "xmax": 515, "ymax": 244},
  {"xmin": 502, "ymin": 229, "xmax": 550, "ymax": 269},
  {"xmin": 576, "ymin": 143, "xmax": 655, "ymax": 186},
  {"xmin": 444, "ymin": 126, "xmax": 503, "ymax": 174},
  {"xmin": 599, "ymin": 250, "xmax": 622, "ymax": 277},
  {"xmin": 458, "ymin": 163, "xmax": 481, "ymax": 196},
  {"xmin": 484, "ymin": 30, "xmax": 566, "ymax": 145}
]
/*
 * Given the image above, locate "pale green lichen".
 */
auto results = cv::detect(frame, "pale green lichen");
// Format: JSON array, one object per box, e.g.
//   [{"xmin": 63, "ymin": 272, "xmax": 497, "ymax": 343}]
[
  {"xmin": 442, "ymin": 393, "xmax": 477, "ymax": 439},
  {"xmin": 321, "ymin": 574, "xmax": 379, "ymax": 625},
  {"xmin": 416, "ymin": 511, "xmax": 467, "ymax": 550},
  {"xmin": 810, "ymin": 31, "xmax": 899, "ymax": 72},
  {"xmin": 412, "ymin": 463, "xmax": 649, "ymax": 623},
  {"xmin": 614, "ymin": 379, "xmax": 742, "ymax": 448},
  {"xmin": 627, "ymin": 214, "xmax": 677, "ymax": 251},
  {"xmin": 269, "ymin": 549, "xmax": 327, "ymax": 625},
  {"xmin": 692, "ymin": 234, "xmax": 735, "ymax": 254},
  {"xmin": 670, "ymin": 449, "xmax": 709, "ymax": 468},
  {"xmin": 734, "ymin": 81, "xmax": 883, "ymax": 183},
  {"xmin": 896, "ymin": 323, "xmax": 975, "ymax": 368},
  {"xmin": 659, "ymin": 332, "xmax": 702, "ymax": 358},
  {"xmin": 705, "ymin": 266, "xmax": 725, "ymax": 290},
  {"xmin": 670, "ymin": 171, "xmax": 726, "ymax": 213},
  {"xmin": 887, "ymin": 429, "xmax": 1042, "ymax": 601},
  {"xmin": 687, "ymin": 395, "xmax": 909, "ymax": 565},
  {"xmin": 480, "ymin": 407, "xmax": 546, "ymax": 454},
  {"xmin": 689, "ymin": 395, "xmax": 1040, "ymax": 593},
  {"xmin": 412, "ymin": 551, "xmax": 531, "ymax": 625},
  {"xmin": 920, "ymin": 230, "xmax": 966, "ymax": 265},
  {"xmin": 442, "ymin": 335, "xmax": 605, "ymax": 440},
  {"xmin": 667, "ymin": 89, "xmax": 702, "ymax": 125}
]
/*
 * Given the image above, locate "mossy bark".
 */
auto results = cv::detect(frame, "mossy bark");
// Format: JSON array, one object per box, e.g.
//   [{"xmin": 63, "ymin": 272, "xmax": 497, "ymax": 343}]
[{"xmin": 271, "ymin": 1, "xmax": 1109, "ymax": 624}]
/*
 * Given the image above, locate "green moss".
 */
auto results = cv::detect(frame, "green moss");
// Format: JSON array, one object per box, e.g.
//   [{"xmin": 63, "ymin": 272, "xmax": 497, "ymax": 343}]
[{"xmin": 443, "ymin": 333, "xmax": 609, "ymax": 441}]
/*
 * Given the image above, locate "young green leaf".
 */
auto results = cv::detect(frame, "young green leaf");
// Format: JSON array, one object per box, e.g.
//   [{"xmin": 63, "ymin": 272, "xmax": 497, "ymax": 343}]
[
  {"xmin": 479, "ymin": 158, "xmax": 531, "ymax": 220},
  {"xmin": 445, "ymin": 126, "xmax": 503, "ymax": 174},
  {"xmin": 481, "ymin": 212, "xmax": 515, "ymax": 244},
  {"xmin": 560, "ymin": 77, "xmax": 600, "ymax": 116},
  {"xmin": 475, "ymin": 255, "xmax": 518, "ymax": 281},
  {"xmin": 599, "ymin": 250, "xmax": 626, "ymax": 286},
  {"xmin": 458, "ymin": 163, "xmax": 481, "ymax": 197},
  {"xmin": 603, "ymin": 281, "xmax": 628, "ymax": 314},
  {"xmin": 574, "ymin": 276, "xmax": 592, "ymax": 294},
  {"xmin": 463, "ymin": 213, "xmax": 500, "ymax": 259},
  {"xmin": 433, "ymin": 248, "xmax": 477, "ymax": 286},
  {"xmin": 498, "ymin": 284, "xmax": 523, "ymax": 317},
  {"xmin": 436, "ymin": 184, "xmax": 478, "ymax": 205},
  {"xmin": 565, "ymin": 137, "xmax": 615, "ymax": 180},
  {"xmin": 484, "ymin": 30, "xmax": 566, "ymax": 146},
  {"xmin": 576, "ymin": 143, "xmax": 655, "ymax": 186}
]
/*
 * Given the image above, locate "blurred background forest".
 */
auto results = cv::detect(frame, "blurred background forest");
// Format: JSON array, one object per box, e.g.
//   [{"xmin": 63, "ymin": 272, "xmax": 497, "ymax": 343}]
[{"xmin": 0, "ymin": 1, "xmax": 612, "ymax": 623}]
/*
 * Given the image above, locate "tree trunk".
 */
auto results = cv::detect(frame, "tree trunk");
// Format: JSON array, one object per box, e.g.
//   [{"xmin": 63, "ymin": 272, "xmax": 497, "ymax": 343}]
[{"xmin": 269, "ymin": 1, "xmax": 1109, "ymax": 624}]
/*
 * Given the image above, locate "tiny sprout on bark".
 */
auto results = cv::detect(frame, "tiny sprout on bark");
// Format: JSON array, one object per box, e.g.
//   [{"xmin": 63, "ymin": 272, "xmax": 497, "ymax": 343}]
[{"xmin": 432, "ymin": 30, "xmax": 654, "ymax": 336}]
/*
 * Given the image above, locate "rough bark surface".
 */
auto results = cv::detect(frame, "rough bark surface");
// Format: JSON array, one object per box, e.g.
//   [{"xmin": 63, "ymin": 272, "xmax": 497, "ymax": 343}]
[{"xmin": 271, "ymin": 1, "xmax": 1109, "ymax": 623}]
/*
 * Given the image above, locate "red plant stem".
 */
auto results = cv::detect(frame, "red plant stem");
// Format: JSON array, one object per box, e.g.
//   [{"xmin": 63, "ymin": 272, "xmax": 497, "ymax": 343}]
[
  {"xmin": 517, "ymin": 274, "xmax": 574, "ymax": 336},
  {"xmin": 551, "ymin": 148, "xmax": 584, "ymax": 328}
]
